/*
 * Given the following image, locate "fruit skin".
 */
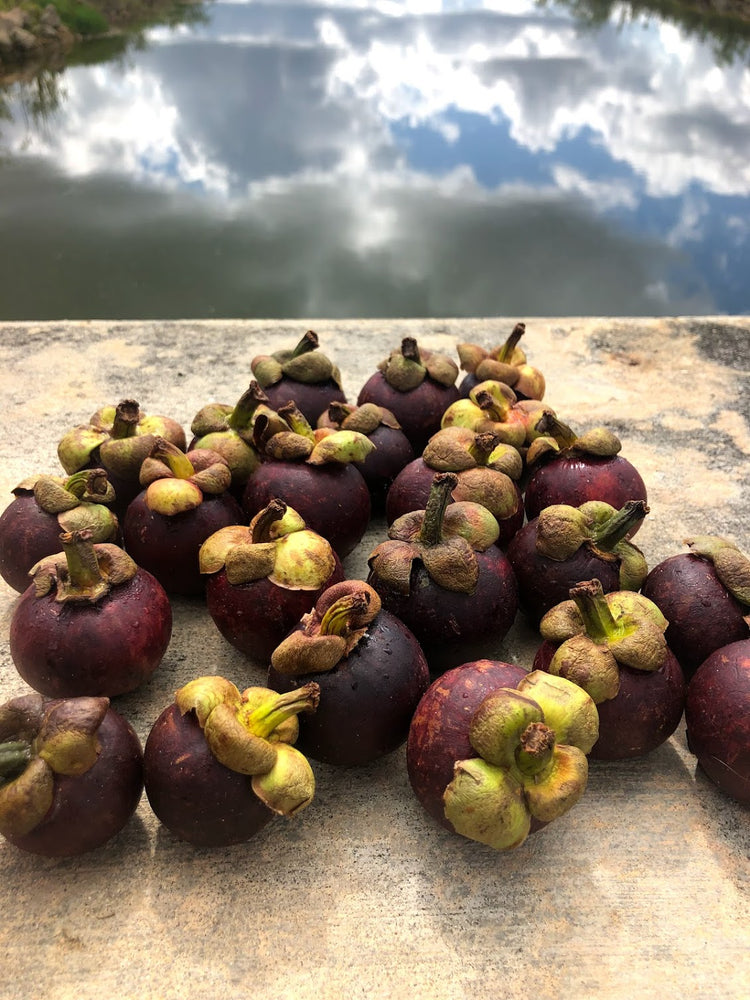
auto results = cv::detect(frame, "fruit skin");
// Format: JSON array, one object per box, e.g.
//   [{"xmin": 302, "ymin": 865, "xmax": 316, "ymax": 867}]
[
  {"xmin": 242, "ymin": 461, "xmax": 371, "ymax": 559},
  {"xmin": 685, "ymin": 639, "xmax": 750, "ymax": 805},
  {"xmin": 0, "ymin": 494, "xmax": 73, "ymax": 593},
  {"xmin": 533, "ymin": 640, "xmax": 685, "ymax": 760},
  {"xmin": 205, "ymin": 558, "xmax": 345, "ymax": 663},
  {"xmin": 123, "ymin": 492, "xmax": 244, "ymax": 596},
  {"xmin": 267, "ymin": 609, "xmax": 430, "ymax": 766},
  {"xmin": 507, "ymin": 517, "xmax": 621, "ymax": 625},
  {"xmin": 406, "ymin": 660, "xmax": 526, "ymax": 829},
  {"xmin": 144, "ymin": 704, "xmax": 274, "ymax": 847},
  {"xmin": 641, "ymin": 553, "xmax": 750, "ymax": 681},
  {"xmin": 524, "ymin": 455, "xmax": 647, "ymax": 525},
  {"xmin": 357, "ymin": 370, "xmax": 460, "ymax": 455},
  {"xmin": 9, "ymin": 568, "xmax": 172, "ymax": 698},
  {"xmin": 262, "ymin": 379, "xmax": 347, "ymax": 427},
  {"xmin": 355, "ymin": 423, "xmax": 415, "ymax": 507},
  {"xmin": 4, "ymin": 706, "xmax": 144, "ymax": 858}
]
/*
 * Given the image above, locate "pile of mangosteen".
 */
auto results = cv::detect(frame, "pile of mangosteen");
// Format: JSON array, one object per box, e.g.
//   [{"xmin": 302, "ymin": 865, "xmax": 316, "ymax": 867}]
[{"xmin": 0, "ymin": 325, "xmax": 748, "ymax": 857}]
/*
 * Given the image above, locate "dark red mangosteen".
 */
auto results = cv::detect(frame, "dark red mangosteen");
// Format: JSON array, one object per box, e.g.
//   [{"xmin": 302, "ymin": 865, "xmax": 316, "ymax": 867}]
[
  {"xmin": 318, "ymin": 401, "xmax": 415, "ymax": 509},
  {"xmin": 456, "ymin": 322, "xmax": 546, "ymax": 401},
  {"xmin": 407, "ymin": 666, "xmax": 598, "ymax": 849},
  {"xmin": 385, "ymin": 426, "xmax": 523, "ymax": 546},
  {"xmin": 242, "ymin": 404, "xmax": 373, "ymax": 559},
  {"xmin": 200, "ymin": 500, "xmax": 344, "ymax": 662},
  {"xmin": 0, "ymin": 693, "xmax": 144, "ymax": 857},
  {"xmin": 250, "ymin": 329, "xmax": 347, "ymax": 426},
  {"xmin": 57, "ymin": 399, "xmax": 186, "ymax": 516},
  {"xmin": 641, "ymin": 536, "xmax": 750, "ymax": 681},
  {"xmin": 685, "ymin": 638, "xmax": 750, "ymax": 805},
  {"xmin": 9, "ymin": 529, "xmax": 172, "ymax": 698},
  {"xmin": 0, "ymin": 469, "xmax": 120, "ymax": 593},
  {"xmin": 356, "ymin": 337, "xmax": 460, "ymax": 454},
  {"xmin": 523, "ymin": 415, "xmax": 647, "ymax": 529},
  {"xmin": 507, "ymin": 499, "xmax": 649, "ymax": 624},
  {"xmin": 123, "ymin": 440, "xmax": 243, "ymax": 596},
  {"xmin": 144, "ymin": 676, "xmax": 319, "ymax": 847},
  {"xmin": 533, "ymin": 580, "xmax": 685, "ymax": 760},
  {"xmin": 367, "ymin": 472, "xmax": 518, "ymax": 672},
  {"xmin": 268, "ymin": 581, "xmax": 430, "ymax": 766}
]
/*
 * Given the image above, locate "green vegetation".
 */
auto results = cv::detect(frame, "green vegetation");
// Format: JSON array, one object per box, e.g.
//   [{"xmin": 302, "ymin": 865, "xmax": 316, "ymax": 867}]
[
  {"xmin": 0, "ymin": 0, "xmax": 207, "ymax": 37},
  {"xmin": 49, "ymin": 0, "xmax": 108, "ymax": 36}
]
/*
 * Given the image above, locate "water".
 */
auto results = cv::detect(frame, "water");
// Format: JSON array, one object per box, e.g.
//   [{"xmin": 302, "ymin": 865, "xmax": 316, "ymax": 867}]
[{"xmin": 1, "ymin": 0, "xmax": 749, "ymax": 319}]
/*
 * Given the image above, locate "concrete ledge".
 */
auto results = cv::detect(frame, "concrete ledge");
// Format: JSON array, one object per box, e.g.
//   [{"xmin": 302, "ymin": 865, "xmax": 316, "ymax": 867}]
[{"xmin": 1, "ymin": 318, "xmax": 748, "ymax": 1000}]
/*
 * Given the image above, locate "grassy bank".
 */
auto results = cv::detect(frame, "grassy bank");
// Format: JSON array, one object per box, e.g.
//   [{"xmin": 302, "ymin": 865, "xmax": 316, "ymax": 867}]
[{"xmin": 0, "ymin": 0, "xmax": 205, "ymax": 37}]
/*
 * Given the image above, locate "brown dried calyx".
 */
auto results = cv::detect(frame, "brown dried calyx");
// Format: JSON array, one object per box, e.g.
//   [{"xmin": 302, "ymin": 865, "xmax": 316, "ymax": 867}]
[
  {"xmin": 29, "ymin": 529, "xmax": 137, "ymax": 604},
  {"xmin": 526, "ymin": 413, "xmax": 621, "ymax": 466},
  {"xmin": 377, "ymin": 337, "xmax": 458, "ymax": 392},
  {"xmin": 320, "ymin": 401, "xmax": 402, "ymax": 436},
  {"xmin": 367, "ymin": 472, "xmax": 500, "ymax": 595},
  {"xmin": 251, "ymin": 330, "xmax": 343, "ymax": 389},
  {"xmin": 684, "ymin": 536, "xmax": 750, "ymax": 609},
  {"xmin": 456, "ymin": 322, "xmax": 546, "ymax": 400},
  {"xmin": 422, "ymin": 426, "xmax": 523, "ymax": 480},
  {"xmin": 256, "ymin": 403, "xmax": 375, "ymax": 466},
  {"xmin": 271, "ymin": 581, "xmax": 382, "ymax": 676}
]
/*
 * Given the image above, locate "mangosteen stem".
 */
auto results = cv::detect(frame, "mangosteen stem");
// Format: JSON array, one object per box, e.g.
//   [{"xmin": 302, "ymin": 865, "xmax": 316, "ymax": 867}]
[
  {"xmin": 401, "ymin": 337, "xmax": 421, "ymax": 364},
  {"xmin": 111, "ymin": 400, "xmax": 140, "ymax": 439},
  {"xmin": 251, "ymin": 500, "xmax": 288, "ymax": 543},
  {"xmin": 497, "ymin": 322, "xmax": 526, "ymax": 363},
  {"xmin": 151, "ymin": 438, "xmax": 195, "ymax": 479},
  {"xmin": 327, "ymin": 401, "xmax": 353, "ymax": 425},
  {"xmin": 474, "ymin": 389, "xmax": 510, "ymax": 422},
  {"xmin": 291, "ymin": 330, "xmax": 319, "ymax": 358},
  {"xmin": 0, "ymin": 741, "xmax": 31, "ymax": 783},
  {"xmin": 470, "ymin": 433, "xmax": 499, "ymax": 464},
  {"xmin": 228, "ymin": 382, "xmax": 269, "ymax": 431},
  {"xmin": 535, "ymin": 413, "xmax": 578, "ymax": 448},
  {"xmin": 278, "ymin": 402, "xmax": 316, "ymax": 440},
  {"xmin": 318, "ymin": 593, "xmax": 371, "ymax": 636},
  {"xmin": 570, "ymin": 580, "xmax": 621, "ymax": 642},
  {"xmin": 57, "ymin": 529, "xmax": 111, "ymax": 602},
  {"xmin": 591, "ymin": 500, "xmax": 649, "ymax": 551},
  {"xmin": 420, "ymin": 473, "xmax": 458, "ymax": 547},
  {"xmin": 245, "ymin": 684, "xmax": 320, "ymax": 739},
  {"xmin": 515, "ymin": 722, "xmax": 555, "ymax": 776}
]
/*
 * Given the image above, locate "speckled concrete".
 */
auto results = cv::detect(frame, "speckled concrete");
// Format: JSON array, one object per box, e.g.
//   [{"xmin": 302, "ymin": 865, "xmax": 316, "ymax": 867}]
[{"xmin": 0, "ymin": 318, "xmax": 748, "ymax": 1000}]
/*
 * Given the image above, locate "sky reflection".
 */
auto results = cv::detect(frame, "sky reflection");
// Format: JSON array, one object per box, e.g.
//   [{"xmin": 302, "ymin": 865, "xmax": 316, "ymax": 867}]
[{"xmin": 0, "ymin": 0, "xmax": 748, "ymax": 317}]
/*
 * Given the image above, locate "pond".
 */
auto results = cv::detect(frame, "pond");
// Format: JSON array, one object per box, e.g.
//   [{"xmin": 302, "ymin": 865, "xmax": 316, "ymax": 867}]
[{"xmin": 1, "ymin": 0, "xmax": 749, "ymax": 319}]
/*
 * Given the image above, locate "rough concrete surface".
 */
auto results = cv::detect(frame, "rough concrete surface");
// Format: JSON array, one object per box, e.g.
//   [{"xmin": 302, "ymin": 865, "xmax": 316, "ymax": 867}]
[{"xmin": 0, "ymin": 318, "xmax": 748, "ymax": 1000}]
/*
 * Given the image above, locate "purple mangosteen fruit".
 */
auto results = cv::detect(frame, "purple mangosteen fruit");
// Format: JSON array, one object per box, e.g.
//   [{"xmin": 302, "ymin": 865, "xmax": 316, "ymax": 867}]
[
  {"xmin": 0, "ymin": 469, "xmax": 119, "ymax": 593},
  {"xmin": 10, "ymin": 529, "xmax": 172, "ymax": 698},
  {"xmin": 250, "ymin": 330, "xmax": 347, "ymax": 426},
  {"xmin": 641, "ymin": 536, "xmax": 750, "ymax": 681},
  {"xmin": 456, "ymin": 322, "xmax": 546, "ymax": 401},
  {"xmin": 200, "ymin": 500, "xmax": 344, "ymax": 662},
  {"xmin": 144, "ymin": 676, "xmax": 319, "ymax": 847},
  {"xmin": 507, "ymin": 499, "xmax": 649, "ymax": 624},
  {"xmin": 57, "ymin": 399, "xmax": 186, "ymax": 516},
  {"xmin": 0, "ymin": 693, "xmax": 144, "ymax": 857},
  {"xmin": 533, "ymin": 580, "xmax": 685, "ymax": 760},
  {"xmin": 407, "ymin": 666, "xmax": 598, "ymax": 849},
  {"xmin": 356, "ymin": 337, "xmax": 460, "ymax": 454},
  {"xmin": 367, "ymin": 472, "xmax": 518, "ymax": 671},
  {"xmin": 685, "ymin": 638, "xmax": 750, "ymax": 805},
  {"xmin": 385, "ymin": 426, "xmax": 524, "ymax": 546},
  {"xmin": 242, "ymin": 404, "xmax": 373, "ymax": 559},
  {"xmin": 268, "ymin": 581, "xmax": 430, "ymax": 766},
  {"xmin": 123, "ymin": 440, "xmax": 243, "ymax": 596}
]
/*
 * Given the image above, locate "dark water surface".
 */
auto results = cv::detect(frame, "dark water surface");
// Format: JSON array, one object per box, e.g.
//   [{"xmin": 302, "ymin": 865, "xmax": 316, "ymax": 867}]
[{"xmin": 1, "ymin": 1, "xmax": 749, "ymax": 319}]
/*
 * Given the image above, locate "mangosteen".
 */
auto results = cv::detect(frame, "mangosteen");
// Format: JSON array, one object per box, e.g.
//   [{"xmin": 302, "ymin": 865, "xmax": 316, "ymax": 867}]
[
  {"xmin": 533, "ymin": 580, "xmax": 685, "ymax": 760},
  {"xmin": 144, "ymin": 676, "xmax": 319, "ymax": 847},
  {"xmin": 200, "ymin": 500, "xmax": 345, "ymax": 662},
  {"xmin": 367, "ymin": 472, "xmax": 518, "ymax": 671},
  {"xmin": 456, "ymin": 322, "xmax": 546, "ymax": 401},
  {"xmin": 385, "ymin": 426, "xmax": 523, "ymax": 546},
  {"xmin": 268, "ymin": 581, "xmax": 430, "ymax": 766},
  {"xmin": 407, "ymin": 667, "xmax": 598, "ymax": 849},
  {"xmin": 0, "ymin": 693, "xmax": 144, "ymax": 857},
  {"xmin": 641, "ymin": 536, "xmax": 750, "ymax": 681},
  {"xmin": 250, "ymin": 329, "xmax": 347, "ymax": 425},
  {"xmin": 123, "ymin": 440, "xmax": 243, "ymax": 596},
  {"xmin": 0, "ymin": 469, "xmax": 119, "ymax": 593},
  {"xmin": 507, "ymin": 499, "xmax": 649, "ymax": 624},
  {"xmin": 356, "ymin": 337, "xmax": 460, "ymax": 454},
  {"xmin": 440, "ymin": 379, "xmax": 550, "ymax": 456},
  {"xmin": 10, "ymin": 528, "xmax": 172, "ymax": 698}
]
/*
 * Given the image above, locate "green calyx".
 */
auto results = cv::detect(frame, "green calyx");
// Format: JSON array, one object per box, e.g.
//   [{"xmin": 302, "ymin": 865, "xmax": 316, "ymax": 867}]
[
  {"xmin": 251, "ymin": 330, "xmax": 343, "ymax": 389},
  {"xmin": 441, "ymin": 381, "xmax": 528, "ymax": 449},
  {"xmin": 29, "ymin": 529, "xmax": 137, "ymax": 604},
  {"xmin": 321, "ymin": 401, "xmax": 400, "ymax": 436},
  {"xmin": 685, "ymin": 536, "xmax": 750, "ymax": 607},
  {"xmin": 526, "ymin": 415, "xmax": 622, "ymax": 467},
  {"xmin": 539, "ymin": 580, "xmax": 669, "ymax": 702},
  {"xmin": 0, "ymin": 693, "xmax": 109, "ymax": 838},
  {"xmin": 378, "ymin": 337, "xmax": 458, "ymax": 392},
  {"xmin": 368, "ymin": 472, "xmax": 500, "ymax": 595},
  {"xmin": 443, "ymin": 671, "xmax": 596, "ymax": 850},
  {"xmin": 199, "ymin": 500, "xmax": 336, "ymax": 590},
  {"xmin": 175, "ymin": 676, "xmax": 319, "ymax": 816},
  {"xmin": 271, "ymin": 581, "xmax": 382, "ymax": 676},
  {"xmin": 140, "ymin": 440, "xmax": 232, "ymax": 515},
  {"xmin": 14, "ymin": 470, "xmax": 120, "ymax": 542}
]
